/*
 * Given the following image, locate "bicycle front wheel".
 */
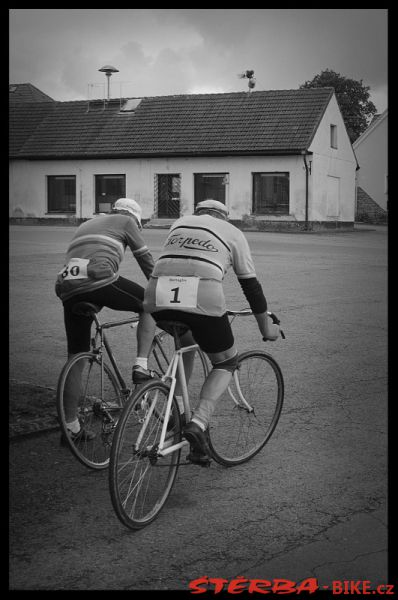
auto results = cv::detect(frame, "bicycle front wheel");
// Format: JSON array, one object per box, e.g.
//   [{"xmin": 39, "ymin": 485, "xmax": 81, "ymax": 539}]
[
  {"xmin": 208, "ymin": 351, "xmax": 284, "ymax": 466},
  {"xmin": 109, "ymin": 380, "xmax": 182, "ymax": 530},
  {"xmin": 57, "ymin": 352, "xmax": 123, "ymax": 470}
]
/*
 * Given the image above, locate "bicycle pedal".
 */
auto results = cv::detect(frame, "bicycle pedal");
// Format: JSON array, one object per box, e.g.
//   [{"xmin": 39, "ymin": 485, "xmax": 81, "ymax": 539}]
[{"xmin": 186, "ymin": 453, "xmax": 211, "ymax": 467}]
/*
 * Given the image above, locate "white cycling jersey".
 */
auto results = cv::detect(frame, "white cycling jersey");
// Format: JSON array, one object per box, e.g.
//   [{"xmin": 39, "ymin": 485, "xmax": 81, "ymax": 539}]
[{"xmin": 144, "ymin": 214, "xmax": 256, "ymax": 317}]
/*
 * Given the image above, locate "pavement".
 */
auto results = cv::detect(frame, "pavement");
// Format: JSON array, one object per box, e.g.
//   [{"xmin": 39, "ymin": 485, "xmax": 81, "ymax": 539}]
[
  {"xmin": 9, "ymin": 223, "xmax": 392, "ymax": 591},
  {"xmin": 9, "ymin": 380, "xmax": 59, "ymax": 439}
]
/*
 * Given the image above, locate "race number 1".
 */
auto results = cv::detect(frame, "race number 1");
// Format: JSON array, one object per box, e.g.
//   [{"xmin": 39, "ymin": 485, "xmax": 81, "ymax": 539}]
[
  {"xmin": 58, "ymin": 258, "xmax": 89, "ymax": 280},
  {"xmin": 156, "ymin": 276, "xmax": 199, "ymax": 308}
]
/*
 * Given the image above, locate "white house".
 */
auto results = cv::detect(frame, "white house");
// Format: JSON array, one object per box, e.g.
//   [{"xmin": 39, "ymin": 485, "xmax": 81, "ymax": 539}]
[
  {"xmin": 353, "ymin": 109, "xmax": 388, "ymax": 216},
  {"xmin": 9, "ymin": 84, "xmax": 357, "ymax": 230}
]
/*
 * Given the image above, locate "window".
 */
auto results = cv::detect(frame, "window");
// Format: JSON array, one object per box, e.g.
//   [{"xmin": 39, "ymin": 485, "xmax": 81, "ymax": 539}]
[
  {"xmin": 252, "ymin": 173, "xmax": 289, "ymax": 215},
  {"xmin": 194, "ymin": 173, "xmax": 228, "ymax": 208},
  {"xmin": 95, "ymin": 174, "xmax": 126, "ymax": 213},
  {"xmin": 47, "ymin": 175, "xmax": 76, "ymax": 213},
  {"xmin": 330, "ymin": 124, "xmax": 338, "ymax": 148}
]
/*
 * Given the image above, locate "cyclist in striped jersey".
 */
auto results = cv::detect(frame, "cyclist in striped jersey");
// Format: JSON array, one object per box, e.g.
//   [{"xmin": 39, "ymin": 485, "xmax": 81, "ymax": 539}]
[{"xmin": 55, "ymin": 198, "xmax": 157, "ymax": 441}]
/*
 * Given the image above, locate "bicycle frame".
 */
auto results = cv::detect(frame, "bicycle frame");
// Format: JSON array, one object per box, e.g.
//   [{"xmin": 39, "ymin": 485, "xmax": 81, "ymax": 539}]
[
  {"xmin": 135, "ymin": 343, "xmax": 200, "ymax": 458},
  {"xmin": 89, "ymin": 314, "xmax": 137, "ymax": 401},
  {"xmin": 90, "ymin": 314, "xmax": 171, "ymax": 396}
]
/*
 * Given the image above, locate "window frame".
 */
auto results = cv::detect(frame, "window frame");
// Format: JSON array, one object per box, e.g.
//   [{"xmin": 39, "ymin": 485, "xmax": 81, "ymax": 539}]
[
  {"xmin": 47, "ymin": 175, "xmax": 76, "ymax": 214},
  {"xmin": 252, "ymin": 172, "xmax": 290, "ymax": 216},
  {"xmin": 330, "ymin": 124, "xmax": 338, "ymax": 149},
  {"xmin": 94, "ymin": 174, "xmax": 126, "ymax": 214},
  {"xmin": 193, "ymin": 173, "xmax": 229, "ymax": 208}
]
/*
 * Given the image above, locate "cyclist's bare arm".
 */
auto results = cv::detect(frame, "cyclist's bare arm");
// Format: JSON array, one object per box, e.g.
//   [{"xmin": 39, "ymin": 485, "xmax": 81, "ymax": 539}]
[{"xmin": 253, "ymin": 311, "xmax": 280, "ymax": 341}]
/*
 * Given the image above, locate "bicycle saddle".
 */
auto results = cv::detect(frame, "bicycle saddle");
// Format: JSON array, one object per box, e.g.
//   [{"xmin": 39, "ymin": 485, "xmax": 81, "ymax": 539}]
[
  {"xmin": 72, "ymin": 302, "xmax": 102, "ymax": 316},
  {"xmin": 156, "ymin": 320, "xmax": 190, "ymax": 338}
]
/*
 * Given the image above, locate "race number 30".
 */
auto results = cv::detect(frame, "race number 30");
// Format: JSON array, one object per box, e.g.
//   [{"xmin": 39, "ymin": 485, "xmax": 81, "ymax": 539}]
[
  {"xmin": 58, "ymin": 258, "xmax": 89, "ymax": 280},
  {"xmin": 156, "ymin": 276, "xmax": 199, "ymax": 308}
]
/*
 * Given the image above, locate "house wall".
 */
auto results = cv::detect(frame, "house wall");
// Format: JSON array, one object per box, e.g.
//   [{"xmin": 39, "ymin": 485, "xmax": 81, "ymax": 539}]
[
  {"xmin": 9, "ymin": 155, "xmax": 309, "ymax": 221},
  {"xmin": 353, "ymin": 112, "xmax": 388, "ymax": 211},
  {"xmin": 308, "ymin": 94, "xmax": 357, "ymax": 222},
  {"xmin": 9, "ymin": 99, "xmax": 357, "ymax": 226}
]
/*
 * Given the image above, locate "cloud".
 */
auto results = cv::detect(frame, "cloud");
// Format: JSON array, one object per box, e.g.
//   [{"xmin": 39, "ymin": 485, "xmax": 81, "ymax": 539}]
[{"xmin": 9, "ymin": 9, "xmax": 388, "ymax": 111}]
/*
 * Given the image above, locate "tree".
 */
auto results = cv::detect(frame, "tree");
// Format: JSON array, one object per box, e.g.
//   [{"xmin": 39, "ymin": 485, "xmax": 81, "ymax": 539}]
[{"xmin": 299, "ymin": 69, "xmax": 377, "ymax": 143}]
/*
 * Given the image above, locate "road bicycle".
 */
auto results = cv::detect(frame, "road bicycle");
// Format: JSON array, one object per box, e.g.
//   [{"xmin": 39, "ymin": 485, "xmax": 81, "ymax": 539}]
[
  {"xmin": 56, "ymin": 302, "xmax": 181, "ymax": 470},
  {"xmin": 109, "ymin": 308, "xmax": 285, "ymax": 530}
]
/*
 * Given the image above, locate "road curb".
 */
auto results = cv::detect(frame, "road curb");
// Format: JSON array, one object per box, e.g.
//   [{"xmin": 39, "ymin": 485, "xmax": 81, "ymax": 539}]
[{"xmin": 9, "ymin": 415, "xmax": 60, "ymax": 439}]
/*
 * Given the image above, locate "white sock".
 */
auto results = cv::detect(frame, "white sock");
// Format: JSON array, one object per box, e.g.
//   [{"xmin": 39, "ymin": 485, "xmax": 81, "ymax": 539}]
[
  {"xmin": 134, "ymin": 357, "xmax": 148, "ymax": 370},
  {"xmin": 66, "ymin": 418, "xmax": 80, "ymax": 434},
  {"xmin": 191, "ymin": 417, "xmax": 206, "ymax": 431},
  {"xmin": 175, "ymin": 395, "xmax": 184, "ymax": 414}
]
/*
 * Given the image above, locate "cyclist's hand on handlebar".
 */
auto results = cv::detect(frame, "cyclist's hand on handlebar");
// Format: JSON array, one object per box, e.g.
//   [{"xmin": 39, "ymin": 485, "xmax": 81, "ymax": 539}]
[
  {"xmin": 262, "ymin": 322, "xmax": 281, "ymax": 342},
  {"xmin": 262, "ymin": 311, "xmax": 285, "ymax": 341}
]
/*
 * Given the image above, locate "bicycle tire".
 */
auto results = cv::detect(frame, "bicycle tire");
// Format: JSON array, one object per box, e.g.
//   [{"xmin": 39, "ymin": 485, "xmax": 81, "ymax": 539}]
[
  {"xmin": 57, "ymin": 352, "xmax": 124, "ymax": 470},
  {"xmin": 109, "ymin": 380, "xmax": 182, "ymax": 530},
  {"xmin": 208, "ymin": 350, "xmax": 284, "ymax": 466}
]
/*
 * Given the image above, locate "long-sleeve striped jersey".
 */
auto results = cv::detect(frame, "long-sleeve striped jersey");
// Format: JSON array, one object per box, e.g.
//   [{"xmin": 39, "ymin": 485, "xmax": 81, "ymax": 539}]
[{"xmin": 55, "ymin": 214, "xmax": 154, "ymax": 302}]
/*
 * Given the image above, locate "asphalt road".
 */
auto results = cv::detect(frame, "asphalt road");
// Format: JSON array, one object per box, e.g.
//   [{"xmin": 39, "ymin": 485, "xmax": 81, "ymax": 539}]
[{"xmin": 9, "ymin": 225, "xmax": 389, "ymax": 591}]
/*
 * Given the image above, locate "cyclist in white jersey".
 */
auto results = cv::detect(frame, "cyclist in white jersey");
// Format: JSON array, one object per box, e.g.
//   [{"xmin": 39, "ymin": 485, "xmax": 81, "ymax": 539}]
[{"xmin": 144, "ymin": 199, "xmax": 280, "ymax": 463}]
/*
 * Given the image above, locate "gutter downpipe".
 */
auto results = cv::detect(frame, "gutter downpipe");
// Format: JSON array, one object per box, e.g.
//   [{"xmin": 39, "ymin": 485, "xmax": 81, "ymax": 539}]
[{"xmin": 302, "ymin": 151, "xmax": 310, "ymax": 231}]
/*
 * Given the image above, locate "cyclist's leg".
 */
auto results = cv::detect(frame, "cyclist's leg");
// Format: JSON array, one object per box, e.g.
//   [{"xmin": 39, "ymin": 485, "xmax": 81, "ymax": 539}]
[
  {"xmin": 191, "ymin": 344, "xmax": 238, "ymax": 431},
  {"xmin": 94, "ymin": 277, "xmax": 157, "ymax": 379},
  {"xmin": 62, "ymin": 298, "xmax": 94, "ymax": 431},
  {"xmin": 183, "ymin": 312, "xmax": 237, "ymax": 431}
]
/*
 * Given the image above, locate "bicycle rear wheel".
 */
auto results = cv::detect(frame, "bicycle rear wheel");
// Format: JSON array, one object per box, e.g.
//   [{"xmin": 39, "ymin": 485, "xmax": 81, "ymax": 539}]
[
  {"xmin": 109, "ymin": 380, "xmax": 182, "ymax": 530},
  {"xmin": 57, "ymin": 352, "xmax": 124, "ymax": 470},
  {"xmin": 208, "ymin": 350, "xmax": 284, "ymax": 466}
]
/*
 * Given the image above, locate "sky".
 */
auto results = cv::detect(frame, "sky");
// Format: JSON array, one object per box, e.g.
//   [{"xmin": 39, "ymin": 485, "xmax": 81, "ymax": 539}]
[{"xmin": 9, "ymin": 8, "xmax": 388, "ymax": 113}]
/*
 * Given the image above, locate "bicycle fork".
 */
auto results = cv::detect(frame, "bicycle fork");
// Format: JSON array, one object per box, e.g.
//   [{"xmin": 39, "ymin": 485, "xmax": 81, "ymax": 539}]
[{"xmin": 227, "ymin": 369, "xmax": 255, "ymax": 413}]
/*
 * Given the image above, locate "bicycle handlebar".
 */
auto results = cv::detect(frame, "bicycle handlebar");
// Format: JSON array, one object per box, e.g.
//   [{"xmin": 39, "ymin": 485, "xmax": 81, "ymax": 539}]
[
  {"xmin": 228, "ymin": 307, "xmax": 285, "ymax": 340},
  {"xmin": 266, "ymin": 311, "xmax": 286, "ymax": 340},
  {"xmin": 226, "ymin": 308, "xmax": 253, "ymax": 317}
]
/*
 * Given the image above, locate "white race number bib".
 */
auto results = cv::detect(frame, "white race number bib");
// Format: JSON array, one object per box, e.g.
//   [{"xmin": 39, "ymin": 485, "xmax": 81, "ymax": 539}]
[
  {"xmin": 155, "ymin": 276, "xmax": 199, "ymax": 308},
  {"xmin": 58, "ymin": 258, "xmax": 89, "ymax": 281}
]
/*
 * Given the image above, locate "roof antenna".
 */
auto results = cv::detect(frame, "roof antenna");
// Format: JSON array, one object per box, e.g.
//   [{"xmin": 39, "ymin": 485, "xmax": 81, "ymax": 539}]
[
  {"xmin": 238, "ymin": 69, "xmax": 256, "ymax": 92},
  {"xmin": 98, "ymin": 65, "xmax": 119, "ymax": 101}
]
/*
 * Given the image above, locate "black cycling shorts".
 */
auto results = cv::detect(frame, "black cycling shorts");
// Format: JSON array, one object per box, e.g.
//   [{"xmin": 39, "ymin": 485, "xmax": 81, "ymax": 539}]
[
  {"xmin": 63, "ymin": 276, "xmax": 144, "ymax": 354},
  {"xmin": 152, "ymin": 309, "xmax": 234, "ymax": 354}
]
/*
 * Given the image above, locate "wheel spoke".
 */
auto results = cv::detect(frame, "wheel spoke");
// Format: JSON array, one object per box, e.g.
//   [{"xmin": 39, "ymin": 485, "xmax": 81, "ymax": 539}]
[
  {"xmin": 208, "ymin": 351, "xmax": 283, "ymax": 466},
  {"xmin": 57, "ymin": 353, "xmax": 123, "ymax": 470},
  {"xmin": 109, "ymin": 381, "xmax": 182, "ymax": 529}
]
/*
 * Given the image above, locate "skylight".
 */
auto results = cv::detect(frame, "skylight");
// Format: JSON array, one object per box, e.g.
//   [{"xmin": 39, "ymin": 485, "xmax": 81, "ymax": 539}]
[{"xmin": 120, "ymin": 98, "xmax": 141, "ymax": 112}]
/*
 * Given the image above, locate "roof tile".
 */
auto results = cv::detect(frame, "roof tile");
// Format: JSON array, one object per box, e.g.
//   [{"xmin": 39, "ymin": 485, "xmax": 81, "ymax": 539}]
[{"xmin": 9, "ymin": 88, "xmax": 333, "ymax": 158}]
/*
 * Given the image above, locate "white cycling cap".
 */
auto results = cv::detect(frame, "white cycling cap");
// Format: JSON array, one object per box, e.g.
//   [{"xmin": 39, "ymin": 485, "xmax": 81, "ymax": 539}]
[
  {"xmin": 113, "ymin": 198, "xmax": 142, "ymax": 225},
  {"xmin": 195, "ymin": 199, "xmax": 229, "ymax": 217}
]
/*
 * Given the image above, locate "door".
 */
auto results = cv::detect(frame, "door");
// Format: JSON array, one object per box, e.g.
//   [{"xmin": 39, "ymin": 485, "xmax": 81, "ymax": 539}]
[
  {"xmin": 327, "ymin": 176, "xmax": 340, "ymax": 218},
  {"xmin": 157, "ymin": 174, "xmax": 181, "ymax": 218}
]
